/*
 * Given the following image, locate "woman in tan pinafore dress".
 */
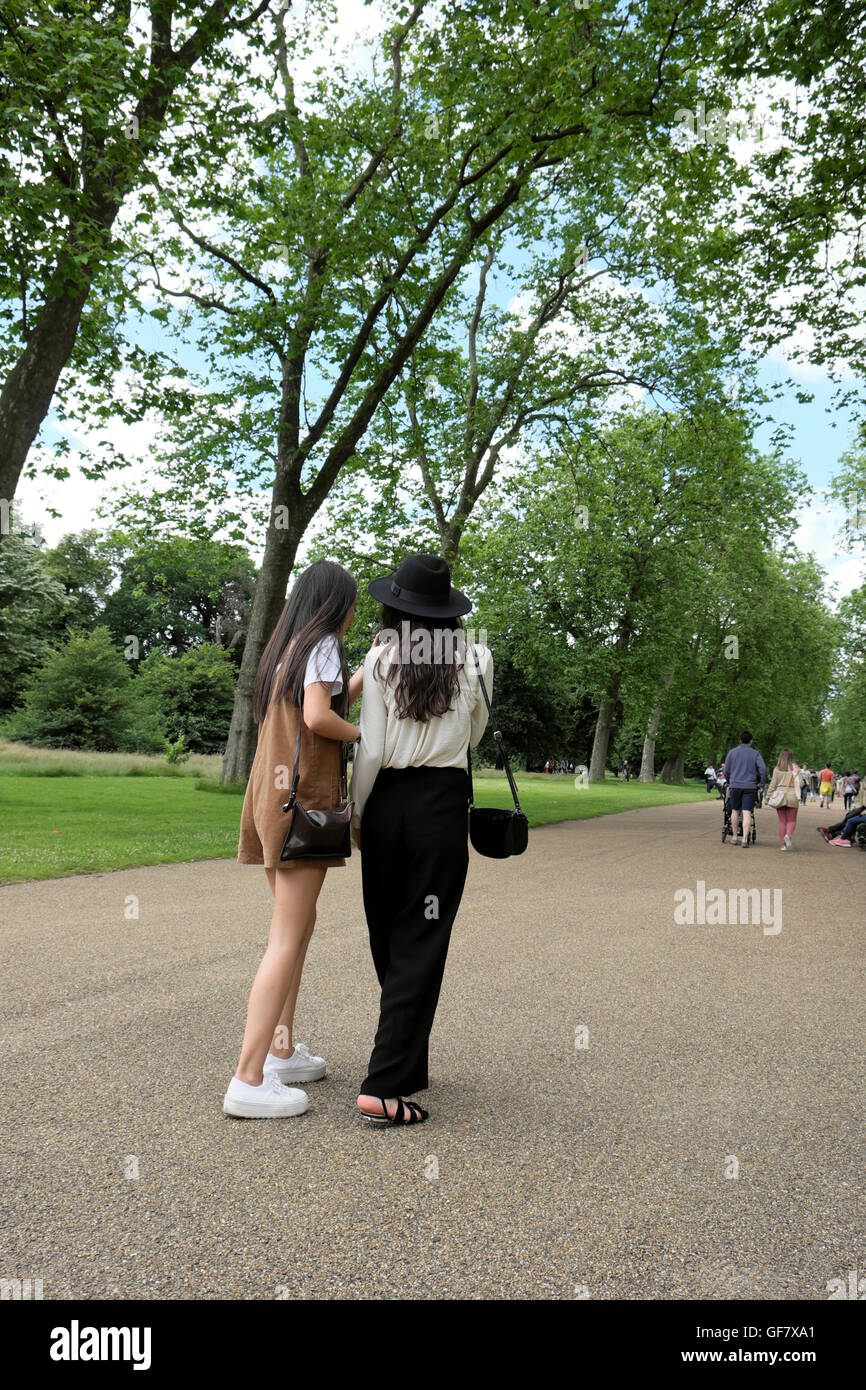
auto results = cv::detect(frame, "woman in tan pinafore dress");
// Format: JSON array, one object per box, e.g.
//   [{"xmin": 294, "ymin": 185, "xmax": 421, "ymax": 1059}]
[
  {"xmin": 237, "ymin": 676, "xmax": 347, "ymax": 870},
  {"xmin": 223, "ymin": 560, "xmax": 365, "ymax": 1121}
]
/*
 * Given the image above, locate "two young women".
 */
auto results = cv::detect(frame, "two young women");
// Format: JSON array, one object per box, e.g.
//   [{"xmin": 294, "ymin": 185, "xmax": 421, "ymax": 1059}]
[{"xmin": 222, "ymin": 553, "xmax": 491, "ymax": 1126}]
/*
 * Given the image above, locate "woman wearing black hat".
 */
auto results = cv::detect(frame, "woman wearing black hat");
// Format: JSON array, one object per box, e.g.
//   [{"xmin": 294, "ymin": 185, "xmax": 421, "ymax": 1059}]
[{"xmin": 351, "ymin": 554, "xmax": 492, "ymax": 1125}]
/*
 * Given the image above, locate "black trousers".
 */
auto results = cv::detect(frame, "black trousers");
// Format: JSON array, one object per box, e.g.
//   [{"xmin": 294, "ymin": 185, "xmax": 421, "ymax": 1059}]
[{"xmin": 359, "ymin": 766, "xmax": 470, "ymax": 1098}]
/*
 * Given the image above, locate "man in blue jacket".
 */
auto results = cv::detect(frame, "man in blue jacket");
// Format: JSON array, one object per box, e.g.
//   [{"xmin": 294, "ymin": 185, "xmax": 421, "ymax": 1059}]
[{"xmin": 721, "ymin": 730, "xmax": 767, "ymax": 848}]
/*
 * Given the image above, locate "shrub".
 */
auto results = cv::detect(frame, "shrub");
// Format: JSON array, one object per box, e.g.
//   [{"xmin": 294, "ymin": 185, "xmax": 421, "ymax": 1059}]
[
  {"xmin": 134, "ymin": 645, "xmax": 237, "ymax": 754},
  {"xmin": 6, "ymin": 627, "xmax": 163, "ymax": 751}
]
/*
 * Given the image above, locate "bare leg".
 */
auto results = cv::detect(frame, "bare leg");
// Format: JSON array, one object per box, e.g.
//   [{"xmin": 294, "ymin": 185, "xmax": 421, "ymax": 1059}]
[
  {"xmin": 265, "ymin": 865, "xmax": 317, "ymax": 1058},
  {"xmin": 270, "ymin": 903, "xmax": 317, "ymax": 1059},
  {"xmin": 741, "ymin": 810, "xmax": 753, "ymax": 841},
  {"xmin": 730, "ymin": 809, "xmax": 740, "ymax": 840},
  {"xmin": 235, "ymin": 865, "xmax": 326, "ymax": 1087}
]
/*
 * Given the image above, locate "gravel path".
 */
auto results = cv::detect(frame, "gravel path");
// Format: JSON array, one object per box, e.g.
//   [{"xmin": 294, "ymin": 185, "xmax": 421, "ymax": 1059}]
[{"xmin": 1, "ymin": 796, "xmax": 863, "ymax": 1300}]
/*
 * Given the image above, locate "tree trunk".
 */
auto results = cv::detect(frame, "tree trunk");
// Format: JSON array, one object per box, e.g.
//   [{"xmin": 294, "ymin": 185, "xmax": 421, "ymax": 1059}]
[
  {"xmin": 658, "ymin": 753, "xmax": 685, "ymax": 784},
  {"xmin": 221, "ymin": 515, "xmax": 303, "ymax": 784},
  {"xmin": 639, "ymin": 706, "xmax": 662, "ymax": 782},
  {"xmin": 0, "ymin": 285, "xmax": 95, "ymax": 536},
  {"xmin": 589, "ymin": 695, "xmax": 615, "ymax": 782},
  {"xmin": 0, "ymin": 3, "xmax": 269, "ymax": 540},
  {"xmin": 638, "ymin": 663, "xmax": 675, "ymax": 783}
]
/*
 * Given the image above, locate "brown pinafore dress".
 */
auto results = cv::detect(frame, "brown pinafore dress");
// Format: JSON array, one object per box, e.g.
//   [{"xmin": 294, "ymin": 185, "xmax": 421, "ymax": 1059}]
[{"xmin": 237, "ymin": 671, "xmax": 347, "ymax": 870}]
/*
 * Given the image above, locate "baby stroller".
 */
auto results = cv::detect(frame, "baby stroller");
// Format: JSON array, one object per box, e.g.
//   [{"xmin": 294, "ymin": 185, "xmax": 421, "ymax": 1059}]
[{"xmin": 721, "ymin": 786, "xmax": 762, "ymax": 844}]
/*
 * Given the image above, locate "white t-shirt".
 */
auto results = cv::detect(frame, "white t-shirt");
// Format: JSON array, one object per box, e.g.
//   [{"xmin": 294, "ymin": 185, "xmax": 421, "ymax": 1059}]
[
  {"xmin": 304, "ymin": 635, "xmax": 343, "ymax": 693},
  {"xmin": 275, "ymin": 636, "xmax": 343, "ymax": 693}
]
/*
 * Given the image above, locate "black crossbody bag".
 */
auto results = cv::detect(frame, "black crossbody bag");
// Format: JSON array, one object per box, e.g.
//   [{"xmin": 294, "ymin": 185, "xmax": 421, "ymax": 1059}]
[{"xmin": 466, "ymin": 648, "xmax": 528, "ymax": 859}]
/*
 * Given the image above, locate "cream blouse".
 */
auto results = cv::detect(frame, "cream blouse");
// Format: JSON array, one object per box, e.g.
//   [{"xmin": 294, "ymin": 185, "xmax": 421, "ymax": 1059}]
[{"xmin": 350, "ymin": 641, "xmax": 493, "ymax": 827}]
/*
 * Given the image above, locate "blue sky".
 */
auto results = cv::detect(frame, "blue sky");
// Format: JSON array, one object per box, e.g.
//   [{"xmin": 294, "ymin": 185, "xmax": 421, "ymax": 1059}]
[{"xmin": 754, "ymin": 368, "xmax": 859, "ymax": 492}]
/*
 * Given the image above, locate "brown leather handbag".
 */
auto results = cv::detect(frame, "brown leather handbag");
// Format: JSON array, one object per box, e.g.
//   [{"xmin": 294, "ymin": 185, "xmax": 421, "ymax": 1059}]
[{"xmin": 279, "ymin": 712, "xmax": 353, "ymax": 861}]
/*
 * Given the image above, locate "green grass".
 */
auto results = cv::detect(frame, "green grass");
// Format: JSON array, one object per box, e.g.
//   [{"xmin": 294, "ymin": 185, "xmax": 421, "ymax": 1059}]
[
  {"xmin": 0, "ymin": 740, "xmax": 222, "ymax": 778},
  {"xmin": 468, "ymin": 768, "xmax": 708, "ymax": 824},
  {"xmin": 0, "ymin": 754, "xmax": 707, "ymax": 884},
  {"xmin": 0, "ymin": 775, "xmax": 243, "ymax": 883}
]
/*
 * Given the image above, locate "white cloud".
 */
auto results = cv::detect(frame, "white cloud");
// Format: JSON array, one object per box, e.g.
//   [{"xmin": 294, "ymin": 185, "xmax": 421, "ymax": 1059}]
[{"xmin": 793, "ymin": 497, "xmax": 863, "ymax": 602}]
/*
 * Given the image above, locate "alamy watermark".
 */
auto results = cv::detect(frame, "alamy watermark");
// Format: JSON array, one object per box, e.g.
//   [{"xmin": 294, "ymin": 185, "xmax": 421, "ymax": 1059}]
[
  {"xmin": 845, "ymin": 491, "xmax": 865, "ymax": 531},
  {"xmin": 674, "ymin": 880, "xmax": 782, "ymax": 936},
  {"xmin": 673, "ymin": 100, "xmax": 782, "ymax": 147},
  {"xmin": 376, "ymin": 622, "xmax": 488, "ymax": 665},
  {"xmin": 826, "ymin": 1267, "xmax": 865, "ymax": 1299},
  {"xmin": 50, "ymin": 1322, "xmax": 151, "ymax": 1369},
  {"xmin": 1, "ymin": 1276, "xmax": 43, "ymax": 1299}
]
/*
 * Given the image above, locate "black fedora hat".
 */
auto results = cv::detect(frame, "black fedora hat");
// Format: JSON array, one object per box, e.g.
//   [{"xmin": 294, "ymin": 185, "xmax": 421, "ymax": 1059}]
[{"xmin": 368, "ymin": 553, "xmax": 472, "ymax": 619}]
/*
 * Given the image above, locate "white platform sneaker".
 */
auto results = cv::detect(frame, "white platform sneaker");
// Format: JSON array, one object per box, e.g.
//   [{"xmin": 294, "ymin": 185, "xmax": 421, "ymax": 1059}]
[
  {"xmin": 263, "ymin": 1042, "xmax": 327, "ymax": 1084},
  {"xmin": 223, "ymin": 1071, "xmax": 309, "ymax": 1118}
]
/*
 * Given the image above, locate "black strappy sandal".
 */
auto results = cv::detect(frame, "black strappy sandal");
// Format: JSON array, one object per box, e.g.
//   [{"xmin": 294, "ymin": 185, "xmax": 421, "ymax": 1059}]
[{"xmin": 361, "ymin": 1097, "xmax": 429, "ymax": 1126}]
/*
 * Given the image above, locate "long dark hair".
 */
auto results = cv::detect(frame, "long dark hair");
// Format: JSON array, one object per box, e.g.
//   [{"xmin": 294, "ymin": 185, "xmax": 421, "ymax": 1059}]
[
  {"xmin": 376, "ymin": 604, "xmax": 463, "ymax": 722},
  {"xmin": 253, "ymin": 560, "xmax": 357, "ymax": 722}
]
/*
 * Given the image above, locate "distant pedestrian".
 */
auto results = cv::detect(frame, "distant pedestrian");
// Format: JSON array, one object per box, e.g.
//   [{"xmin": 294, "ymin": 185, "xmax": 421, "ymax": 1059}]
[
  {"xmin": 704, "ymin": 762, "xmax": 717, "ymax": 794},
  {"xmin": 799, "ymin": 764, "xmax": 810, "ymax": 806},
  {"xmin": 765, "ymin": 749, "xmax": 802, "ymax": 851},
  {"xmin": 819, "ymin": 764, "xmax": 834, "ymax": 808},
  {"xmin": 721, "ymin": 731, "xmax": 767, "ymax": 847},
  {"xmin": 842, "ymin": 772, "xmax": 855, "ymax": 811}
]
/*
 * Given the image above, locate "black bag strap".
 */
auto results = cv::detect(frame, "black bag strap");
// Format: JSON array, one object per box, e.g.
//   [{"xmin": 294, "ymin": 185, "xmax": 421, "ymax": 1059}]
[
  {"xmin": 285, "ymin": 714, "xmax": 303, "ymax": 811},
  {"xmin": 466, "ymin": 646, "xmax": 522, "ymax": 814}
]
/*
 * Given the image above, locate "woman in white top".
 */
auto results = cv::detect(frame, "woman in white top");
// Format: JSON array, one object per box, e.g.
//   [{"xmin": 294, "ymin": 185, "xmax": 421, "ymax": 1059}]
[
  {"xmin": 225, "ymin": 561, "xmax": 365, "ymax": 1120},
  {"xmin": 351, "ymin": 554, "xmax": 492, "ymax": 1126}
]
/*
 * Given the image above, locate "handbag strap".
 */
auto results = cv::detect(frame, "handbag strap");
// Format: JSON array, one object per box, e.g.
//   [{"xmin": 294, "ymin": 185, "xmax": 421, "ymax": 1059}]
[
  {"xmin": 466, "ymin": 646, "xmax": 522, "ymax": 814},
  {"xmin": 286, "ymin": 715, "xmax": 303, "ymax": 810}
]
